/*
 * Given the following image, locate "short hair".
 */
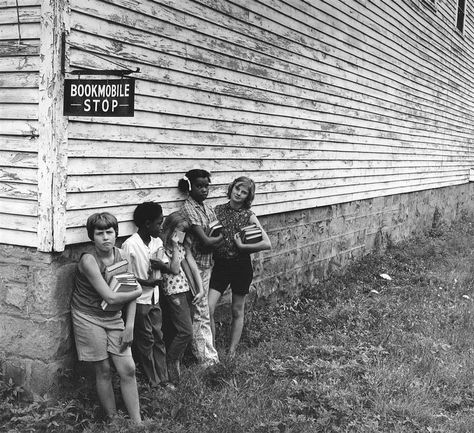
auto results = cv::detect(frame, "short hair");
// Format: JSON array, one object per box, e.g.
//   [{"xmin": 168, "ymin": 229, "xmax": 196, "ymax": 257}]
[
  {"xmin": 133, "ymin": 201, "xmax": 163, "ymax": 228},
  {"xmin": 227, "ymin": 176, "xmax": 256, "ymax": 209},
  {"xmin": 178, "ymin": 169, "xmax": 211, "ymax": 193},
  {"xmin": 161, "ymin": 211, "xmax": 190, "ymax": 247},
  {"xmin": 86, "ymin": 212, "xmax": 118, "ymax": 240}
]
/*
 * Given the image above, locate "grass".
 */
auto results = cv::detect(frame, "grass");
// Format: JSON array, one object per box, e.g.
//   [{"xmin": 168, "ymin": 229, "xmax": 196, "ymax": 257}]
[{"xmin": 3, "ymin": 215, "xmax": 474, "ymax": 432}]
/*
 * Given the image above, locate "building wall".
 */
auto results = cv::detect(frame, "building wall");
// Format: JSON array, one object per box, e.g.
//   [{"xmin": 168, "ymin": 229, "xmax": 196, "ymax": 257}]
[
  {"xmin": 64, "ymin": 0, "xmax": 474, "ymax": 246},
  {"xmin": 0, "ymin": 0, "xmax": 41, "ymax": 247},
  {"xmin": 3, "ymin": 0, "xmax": 474, "ymax": 392},
  {"xmin": 1, "ymin": 0, "xmax": 474, "ymax": 249},
  {"xmin": 2, "ymin": 183, "xmax": 474, "ymax": 392}
]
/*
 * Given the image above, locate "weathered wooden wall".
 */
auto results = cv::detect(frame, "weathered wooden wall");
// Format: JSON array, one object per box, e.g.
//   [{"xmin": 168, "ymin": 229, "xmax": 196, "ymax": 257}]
[
  {"xmin": 64, "ymin": 0, "xmax": 474, "ymax": 246},
  {"xmin": 1, "ymin": 0, "xmax": 474, "ymax": 249},
  {"xmin": 0, "ymin": 0, "xmax": 41, "ymax": 247}
]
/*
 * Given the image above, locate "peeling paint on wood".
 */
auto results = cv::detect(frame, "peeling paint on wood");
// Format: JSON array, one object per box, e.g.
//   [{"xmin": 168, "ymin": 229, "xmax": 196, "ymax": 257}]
[
  {"xmin": 3, "ymin": 0, "xmax": 474, "ymax": 249},
  {"xmin": 37, "ymin": 0, "xmax": 69, "ymax": 251}
]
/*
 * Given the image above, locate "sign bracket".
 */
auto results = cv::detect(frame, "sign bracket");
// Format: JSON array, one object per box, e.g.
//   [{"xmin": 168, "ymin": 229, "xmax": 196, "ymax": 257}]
[{"xmin": 69, "ymin": 68, "xmax": 140, "ymax": 76}]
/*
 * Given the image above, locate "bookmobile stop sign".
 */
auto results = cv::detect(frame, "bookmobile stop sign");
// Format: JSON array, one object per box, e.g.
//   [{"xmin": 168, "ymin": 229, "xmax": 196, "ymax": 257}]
[{"xmin": 64, "ymin": 78, "xmax": 135, "ymax": 116}]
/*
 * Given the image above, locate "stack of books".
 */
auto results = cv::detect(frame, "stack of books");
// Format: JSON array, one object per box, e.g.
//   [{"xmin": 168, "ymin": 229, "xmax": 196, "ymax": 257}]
[
  {"xmin": 208, "ymin": 220, "xmax": 223, "ymax": 237},
  {"xmin": 104, "ymin": 259, "xmax": 129, "ymax": 283},
  {"xmin": 240, "ymin": 224, "xmax": 263, "ymax": 244},
  {"xmin": 101, "ymin": 272, "xmax": 139, "ymax": 311}
]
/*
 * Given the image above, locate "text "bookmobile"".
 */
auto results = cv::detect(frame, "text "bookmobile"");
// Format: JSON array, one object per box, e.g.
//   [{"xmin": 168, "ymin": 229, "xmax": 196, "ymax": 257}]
[{"xmin": 70, "ymin": 82, "xmax": 130, "ymax": 113}]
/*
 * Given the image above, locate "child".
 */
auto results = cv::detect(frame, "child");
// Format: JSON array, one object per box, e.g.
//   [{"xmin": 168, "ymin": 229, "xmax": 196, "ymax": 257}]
[
  {"xmin": 178, "ymin": 169, "xmax": 223, "ymax": 366},
  {"xmin": 121, "ymin": 201, "xmax": 175, "ymax": 390},
  {"xmin": 70, "ymin": 212, "xmax": 142, "ymax": 423},
  {"xmin": 208, "ymin": 176, "xmax": 271, "ymax": 357},
  {"xmin": 159, "ymin": 211, "xmax": 204, "ymax": 384}
]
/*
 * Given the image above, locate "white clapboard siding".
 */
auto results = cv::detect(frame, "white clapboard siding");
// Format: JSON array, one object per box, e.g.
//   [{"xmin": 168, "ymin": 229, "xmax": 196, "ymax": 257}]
[
  {"xmin": 78, "ymin": 0, "xmax": 474, "ymax": 124},
  {"xmin": 65, "ymin": 175, "xmax": 468, "ymax": 244},
  {"xmin": 0, "ymin": 0, "xmax": 41, "ymax": 6},
  {"xmin": 56, "ymin": 0, "xmax": 474, "ymax": 244},
  {"xmin": 65, "ymin": 170, "xmax": 466, "ymax": 213},
  {"xmin": 67, "ymin": 139, "xmax": 470, "ymax": 160},
  {"xmin": 68, "ymin": 46, "xmax": 472, "ymax": 134},
  {"xmin": 0, "ymin": 0, "xmax": 40, "ymax": 247},
  {"xmin": 0, "ymin": 181, "xmax": 37, "ymax": 200},
  {"xmin": 67, "ymin": 124, "xmax": 471, "ymax": 154},
  {"xmin": 1, "ymin": 196, "xmax": 37, "ymax": 216},
  {"xmin": 74, "ymin": 0, "xmax": 469, "ymax": 108},
  {"xmin": 67, "ymin": 23, "xmax": 470, "ymax": 129},
  {"xmin": 0, "ymin": 213, "xmax": 37, "ymax": 231},
  {"xmin": 0, "ymin": 228, "xmax": 38, "ymax": 246},
  {"xmin": 67, "ymin": 112, "xmax": 470, "ymax": 148},
  {"xmin": 66, "ymin": 167, "xmax": 467, "ymax": 194},
  {"xmin": 0, "ymin": 166, "xmax": 37, "ymax": 183},
  {"xmin": 0, "ymin": 88, "xmax": 39, "ymax": 104},
  {"xmin": 0, "ymin": 6, "xmax": 39, "ymax": 25}
]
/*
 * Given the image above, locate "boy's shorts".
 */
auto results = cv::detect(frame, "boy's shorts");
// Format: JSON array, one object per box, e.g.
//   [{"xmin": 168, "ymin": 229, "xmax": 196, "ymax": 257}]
[
  {"xmin": 72, "ymin": 308, "xmax": 132, "ymax": 362},
  {"xmin": 210, "ymin": 255, "xmax": 253, "ymax": 296}
]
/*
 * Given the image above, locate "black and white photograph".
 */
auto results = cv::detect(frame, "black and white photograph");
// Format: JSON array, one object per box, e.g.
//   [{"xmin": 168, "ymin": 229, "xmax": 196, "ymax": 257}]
[{"xmin": 2, "ymin": 0, "xmax": 474, "ymax": 431}]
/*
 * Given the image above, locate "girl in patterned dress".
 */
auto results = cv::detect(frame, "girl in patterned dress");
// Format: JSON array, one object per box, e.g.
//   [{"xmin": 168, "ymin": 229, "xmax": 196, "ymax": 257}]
[
  {"xmin": 208, "ymin": 176, "xmax": 271, "ymax": 358},
  {"xmin": 158, "ymin": 211, "xmax": 204, "ymax": 384}
]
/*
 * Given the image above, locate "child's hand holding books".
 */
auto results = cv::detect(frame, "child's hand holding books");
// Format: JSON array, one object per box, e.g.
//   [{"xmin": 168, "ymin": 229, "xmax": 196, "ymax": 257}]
[
  {"xmin": 239, "ymin": 224, "xmax": 263, "ymax": 244},
  {"xmin": 150, "ymin": 247, "xmax": 169, "ymax": 277},
  {"xmin": 208, "ymin": 220, "xmax": 223, "ymax": 237},
  {"xmin": 101, "ymin": 272, "xmax": 140, "ymax": 311}
]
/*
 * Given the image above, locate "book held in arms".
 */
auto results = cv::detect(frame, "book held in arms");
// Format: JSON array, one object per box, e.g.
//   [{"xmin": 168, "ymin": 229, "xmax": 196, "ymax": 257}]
[
  {"xmin": 104, "ymin": 259, "xmax": 129, "ymax": 284},
  {"xmin": 240, "ymin": 224, "xmax": 263, "ymax": 244},
  {"xmin": 208, "ymin": 220, "xmax": 223, "ymax": 237},
  {"xmin": 101, "ymin": 272, "xmax": 139, "ymax": 311},
  {"xmin": 180, "ymin": 258, "xmax": 199, "ymax": 297}
]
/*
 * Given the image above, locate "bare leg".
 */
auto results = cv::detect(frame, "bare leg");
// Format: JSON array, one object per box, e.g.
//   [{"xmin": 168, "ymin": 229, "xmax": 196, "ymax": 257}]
[
  {"xmin": 110, "ymin": 354, "xmax": 142, "ymax": 423},
  {"xmin": 93, "ymin": 359, "xmax": 116, "ymax": 419},
  {"xmin": 228, "ymin": 293, "xmax": 246, "ymax": 357},
  {"xmin": 208, "ymin": 288, "xmax": 222, "ymax": 346}
]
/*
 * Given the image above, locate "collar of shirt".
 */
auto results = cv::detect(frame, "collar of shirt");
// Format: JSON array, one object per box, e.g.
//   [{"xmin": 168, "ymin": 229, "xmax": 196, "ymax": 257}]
[{"xmin": 187, "ymin": 196, "xmax": 210, "ymax": 215}]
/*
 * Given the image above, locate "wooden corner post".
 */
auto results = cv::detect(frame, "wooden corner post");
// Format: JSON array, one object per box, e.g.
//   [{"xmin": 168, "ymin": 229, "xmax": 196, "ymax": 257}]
[{"xmin": 38, "ymin": 0, "xmax": 69, "ymax": 252}]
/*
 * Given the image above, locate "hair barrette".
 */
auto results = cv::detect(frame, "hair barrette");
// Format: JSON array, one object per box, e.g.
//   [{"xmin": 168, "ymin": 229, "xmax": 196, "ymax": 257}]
[{"xmin": 183, "ymin": 175, "xmax": 191, "ymax": 191}]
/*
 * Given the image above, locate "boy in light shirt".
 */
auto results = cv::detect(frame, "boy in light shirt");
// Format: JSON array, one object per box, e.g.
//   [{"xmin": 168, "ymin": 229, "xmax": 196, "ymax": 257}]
[{"xmin": 122, "ymin": 201, "xmax": 174, "ymax": 390}]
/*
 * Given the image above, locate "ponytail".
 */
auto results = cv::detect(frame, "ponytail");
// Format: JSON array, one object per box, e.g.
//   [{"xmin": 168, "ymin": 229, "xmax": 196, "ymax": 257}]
[{"xmin": 177, "ymin": 169, "xmax": 211, "ymax": 193}]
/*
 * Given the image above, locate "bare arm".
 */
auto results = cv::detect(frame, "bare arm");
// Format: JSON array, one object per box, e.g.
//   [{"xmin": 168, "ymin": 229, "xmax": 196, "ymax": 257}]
[
  {"xmin": 151, "ymin": 233, "xmax": 181, "ymax": 275},
  {"xmin": 121, "ymin": 244, "xmax": 160, "ymax": 287},
  {"xmin": 191, "ymin": 225, "xmax": 224, "ymax": 249},
  {"xmin": 79, "ymin": 254, "xmax": 142, "ymax": 305},
  {"xmin": 234, "ymin": 214, "xmax": 272, "ymax": 254},
  {"xmin": 121, "ymin": 300, "xmax": 137, "ymax": 349}
]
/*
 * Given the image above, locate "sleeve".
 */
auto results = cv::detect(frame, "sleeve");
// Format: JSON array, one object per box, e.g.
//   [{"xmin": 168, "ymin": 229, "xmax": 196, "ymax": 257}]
[
  {"xmin": 120, "ymin": 242, "xmax": 136, "ymax": 273},
  {"xmin": 207, "ymin": 204, "xmax": 217, "ymax": 223},
  {"xmin": 182, "ymin": 201, "xmax": 200, "ymax": 226}
]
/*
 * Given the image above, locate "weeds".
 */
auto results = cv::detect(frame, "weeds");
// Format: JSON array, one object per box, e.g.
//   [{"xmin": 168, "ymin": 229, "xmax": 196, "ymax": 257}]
[{"xmin": 3, "ymin": 217, "xmax": 474, "ymax": 432}]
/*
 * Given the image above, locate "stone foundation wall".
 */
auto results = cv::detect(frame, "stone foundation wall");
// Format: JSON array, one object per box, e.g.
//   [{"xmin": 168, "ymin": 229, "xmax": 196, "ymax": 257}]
[
  {"xmin": 1, "ymin": 183, "xmax": 474, "ymax": 392},
  {"xmin": 0, "ymin": 246, "xmax": 76, "ymax": 393},
  {"xmin": 251, "ymin": 183, "xmax": 474, "ymax": 298}
]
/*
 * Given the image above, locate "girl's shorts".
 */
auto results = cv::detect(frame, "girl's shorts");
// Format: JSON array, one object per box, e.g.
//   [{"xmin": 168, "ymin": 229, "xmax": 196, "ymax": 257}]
[
  {"xmin": 71, "ymin": 308, "xmax": 132, "ymax": 362},
  {"xmin": 210, "ymin": 255, "xmax": 253, "ymax": 296}
]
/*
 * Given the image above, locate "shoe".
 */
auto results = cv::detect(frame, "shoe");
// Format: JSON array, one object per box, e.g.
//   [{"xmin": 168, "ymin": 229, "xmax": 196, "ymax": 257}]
[
  {"xmin": 202, "ymin": 359, "xmax": 219, "ymax": 368},
  {"xmin": 167, "ymin": 359, "xmax": 181, "ymax": 385},
  {"xmin": 161, "ymin": 382, "xmax": 177, "ymax": 391}
]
